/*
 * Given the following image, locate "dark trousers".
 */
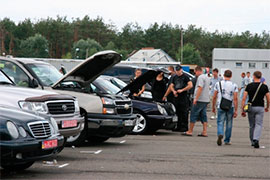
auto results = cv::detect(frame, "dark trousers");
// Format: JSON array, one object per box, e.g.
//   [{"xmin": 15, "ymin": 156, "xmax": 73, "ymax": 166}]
[{"xmin": 174, "ymin": 96, "xmax": 189, "ymax": 131}]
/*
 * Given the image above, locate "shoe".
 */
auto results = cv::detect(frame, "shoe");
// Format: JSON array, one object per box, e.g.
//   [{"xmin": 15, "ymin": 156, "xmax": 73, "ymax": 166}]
[
  {"xmin": 253, "ymin": 140, "xmax": 259, "ymax": 148},
  {"xmin": 225, "ymin": 142, "xmax": 231, "ymax": 145},
  {"xmin": 217, "ymin": 135, "xmax": 223, "ymax": 146}
]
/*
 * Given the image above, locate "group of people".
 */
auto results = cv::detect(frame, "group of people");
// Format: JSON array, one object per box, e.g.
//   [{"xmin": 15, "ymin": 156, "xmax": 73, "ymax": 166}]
[{"xmin": 134, "ymin": 65, "xmax": 270, "ymax": 148}]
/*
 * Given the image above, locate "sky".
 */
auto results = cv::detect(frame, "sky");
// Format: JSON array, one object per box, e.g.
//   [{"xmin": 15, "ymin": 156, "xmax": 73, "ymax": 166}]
[{"xmin": 1, "ymin": 0, "xmax": 270, "ymax": 33}]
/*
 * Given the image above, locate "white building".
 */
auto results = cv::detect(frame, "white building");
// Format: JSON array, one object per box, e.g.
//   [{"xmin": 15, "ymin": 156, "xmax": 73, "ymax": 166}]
[
  {"xmin": 126, "ymin": 48, "xmax": 176, "ymax": 62},
  {"xmin": 212, "ymin": 48, "xmax": 270, "ymax": 86}
]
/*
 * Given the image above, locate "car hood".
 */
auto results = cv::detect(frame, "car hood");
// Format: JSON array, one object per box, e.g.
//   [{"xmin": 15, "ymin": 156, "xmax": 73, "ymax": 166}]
[
  {"xmin": 118, "ymin": 70, "xmax": 159, "ymax": 94},
  {"xmin": 52, "ymin": 50, "xmax": 122, "ymax": 88}
]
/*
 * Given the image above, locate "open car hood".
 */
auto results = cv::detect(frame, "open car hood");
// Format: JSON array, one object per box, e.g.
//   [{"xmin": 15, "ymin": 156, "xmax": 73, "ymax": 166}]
[
  {"xmin": 52, "ymin": 51, "xmax": 121, "ymax": 88},
  {"xmin": 118, "ymin": 70, "xmax": 160, "ymax": 94}
]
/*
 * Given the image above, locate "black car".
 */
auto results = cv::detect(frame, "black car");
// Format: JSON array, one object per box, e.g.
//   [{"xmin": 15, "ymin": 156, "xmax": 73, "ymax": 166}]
[
  {"xmin": 92, "ymin": 74, "xmax": 178, "ymax": 134},
  {"xmin": 0, "ymin": 106, "xmax": 64, "ymax": 171}
]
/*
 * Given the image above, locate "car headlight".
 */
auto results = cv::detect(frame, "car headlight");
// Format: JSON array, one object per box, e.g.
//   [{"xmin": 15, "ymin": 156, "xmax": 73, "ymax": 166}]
[
  {"xmin": 19, "ymin": 101, "xmax": 48, "ymax": 114},
  {"xmin": 74, "ymin": 100, "xmax": 80, "ymax": 113},
  {"xmin": 101, "ymin": 97, "xmax": 114, "ymax": 105},
  {"xmin": 170, "ymin": 103, "xmax": 176, "ymax": 113},
  {"xmin": 18, "ymin": 126, "xmax": 27, "ymax": 137},
  {"xmin": 7, "ymin": 121, "xmax": 19, "ymax": 139},
  {"xmin": 157, "ymin": 104, "xmax": 168, "ymax": 115},
  {"xmin": 102, "ymin": 108, "xmax": 115, "ymax": 114},
  {"xmin": 50, "ymin": 117, "xmax": 59, "ymax": 134}
]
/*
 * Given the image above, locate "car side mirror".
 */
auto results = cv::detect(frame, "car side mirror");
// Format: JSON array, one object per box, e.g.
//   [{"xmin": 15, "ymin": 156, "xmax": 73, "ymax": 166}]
[{"xmin": 30, "ymin": 79, "xmax": 39, "ymax": 88}]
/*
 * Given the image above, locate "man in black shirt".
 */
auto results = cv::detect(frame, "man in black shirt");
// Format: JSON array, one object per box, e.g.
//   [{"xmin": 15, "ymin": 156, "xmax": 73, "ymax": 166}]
[
  {"xmin": 241, "ymin": 71, "xmax": 270, "ymax": 148},
  {"xmin": 168, "ymin": 65, "xmax": 193, "ymax": 132}
]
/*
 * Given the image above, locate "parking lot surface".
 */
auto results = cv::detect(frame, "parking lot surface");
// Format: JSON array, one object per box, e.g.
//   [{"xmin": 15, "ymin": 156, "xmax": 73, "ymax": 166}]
[{"xmin": 1, "ymin": 112, "xmax": 270, "ymax": 180}]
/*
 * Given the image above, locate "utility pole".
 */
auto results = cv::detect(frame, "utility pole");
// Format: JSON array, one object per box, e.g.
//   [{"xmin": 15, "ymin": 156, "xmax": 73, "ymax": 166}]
[{"xmin": 180, "ymin": 29, "xmax": 183, "ymax": 63}]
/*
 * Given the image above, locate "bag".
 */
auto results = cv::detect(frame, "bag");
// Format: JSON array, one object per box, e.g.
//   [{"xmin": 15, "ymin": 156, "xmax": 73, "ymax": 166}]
[
  {"xmin": 244, "ymin": 83, "xmax": 262, "ymax": 112},
  {"xmin": 219, "ymin": 82, "xmax": 232, "ymax": 111}
]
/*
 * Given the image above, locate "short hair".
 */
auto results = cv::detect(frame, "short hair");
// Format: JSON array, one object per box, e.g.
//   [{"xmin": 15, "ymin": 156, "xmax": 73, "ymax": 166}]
[
  {"xmin": 168, "ymin": 66, "xmax": 175, "ymax": 71},
  {"xmin": 253, "ymin": 71, "xmax": 262, "ymax": 79},
  {"xmin": 195, "ymin": 66, "xmax": 202, "ymax": 72},
  {"xmin": 224, "ymin": 70, "xmax": 232, "ymax": 78},
  {"xmin": 241, "ymin": 72, "xmax": 245, "ymax": 76},
  {"xmin": 135, "ymin": 68, "xmax": 141, "ymax": 72},
  {"xmin": 213, "ymin": 68, "xmax": 219, "ymax": 73},
  {"xmin": 247, "ymin": 72, "xmax": 250, "ymax": 74}
]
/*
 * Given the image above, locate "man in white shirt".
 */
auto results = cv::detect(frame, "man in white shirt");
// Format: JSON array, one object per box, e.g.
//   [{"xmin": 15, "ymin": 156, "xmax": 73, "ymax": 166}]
[{"xmin": 212, "ymin": 70, "xmax": 238, "ymax": 146}]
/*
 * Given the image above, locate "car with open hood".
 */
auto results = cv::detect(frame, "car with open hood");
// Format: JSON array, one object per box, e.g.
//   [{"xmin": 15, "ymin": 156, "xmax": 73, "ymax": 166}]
[
  {"xmin": 93, "ymin": 72, "xmax": 178, "ymax": 134},
  {"xmin": 0, "ymin": 51, "xmax": 136, "ymax": 145},
  {"xmin": 0, "ymin": 69, "xmax": 83, "ymax": 151},
  {"xmin": 0, "ymin": 105, "xmax": 64, "ymax": 171}
]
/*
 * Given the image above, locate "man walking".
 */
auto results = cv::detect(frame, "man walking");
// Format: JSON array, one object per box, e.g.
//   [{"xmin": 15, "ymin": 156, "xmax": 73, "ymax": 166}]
[
  {"xmin": 241, "ymin": 71, "xmax": 270, "ymax": 148},
  {"xmin": 239, "ymin": 72, "xmax": 246, "ymax": 100},
  {"xmin": 169, "ymin": 65, "xmax": 193, "ymax": 132},
  {"xmin": 183, "ymin": 66, "xmax": 210, "ymax": 136},
  {"xmin": 210, "ymin": 68, "xmax": 222, "ymax": 119},
  {"xmin": 212, "ymin": 70, "xmax": 238, "ymax": 146}
]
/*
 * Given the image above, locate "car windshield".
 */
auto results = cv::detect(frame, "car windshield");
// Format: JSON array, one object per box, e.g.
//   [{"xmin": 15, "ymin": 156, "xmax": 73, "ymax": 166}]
[
  {"xmin": 95, "ymin": 78, "xmax": 121, "ymax": 95},
  {"xmin": 0, "ymin": 71, "xmax": 13, "ymax": 84},
  {"xmin": 27, "ymin": 63, "xmax": 63, "ymax": 86},
  {"xmin": 111, "ymin": 77, "xmax": 127, "ymax": 89}
]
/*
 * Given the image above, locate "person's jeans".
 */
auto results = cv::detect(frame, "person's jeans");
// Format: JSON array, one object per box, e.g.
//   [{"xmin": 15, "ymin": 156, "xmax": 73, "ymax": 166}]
[
  {"xmin": 190, "ymin": 102, "xmax": 209, "ymax": 123},
  {"xmin": 217, "ymin": 107, "xmax": 234, "ymax": 143},
  {"xmin": 248, "ymin": 106, "xmax": 264, "ymax": 142}
]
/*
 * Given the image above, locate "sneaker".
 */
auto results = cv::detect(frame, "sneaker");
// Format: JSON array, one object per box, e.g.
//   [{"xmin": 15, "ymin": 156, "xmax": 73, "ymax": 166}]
[
  {"xmin": 225, "ymin": 142, "xmax": 231, "ymax": 145},
  {"xmin": 217, "ymin": 135, "xmax": 223, "ymax": 146},
  {"xmin": 253, "ymin": 140, "xmax": 259, "ymax": 148}
]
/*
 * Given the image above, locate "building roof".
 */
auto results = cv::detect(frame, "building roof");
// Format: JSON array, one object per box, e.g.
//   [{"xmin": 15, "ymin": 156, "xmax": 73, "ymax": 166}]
[
  {"xmin": 213, "ymin": 48, "xmax": 270, "ymax": 61},
  {"xmin": 126, "ymin": 49, "xmax": 176, "ymax": 62}
]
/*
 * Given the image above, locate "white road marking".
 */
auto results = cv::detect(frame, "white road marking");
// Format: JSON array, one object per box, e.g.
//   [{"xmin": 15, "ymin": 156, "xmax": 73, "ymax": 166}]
[
  {"xmin": 120, "ymin": 140, "xmax": 126, "ymax": 144},
  {"xmin": 58, "ymin": 163, "xmax": 69, "ymax": 168}
]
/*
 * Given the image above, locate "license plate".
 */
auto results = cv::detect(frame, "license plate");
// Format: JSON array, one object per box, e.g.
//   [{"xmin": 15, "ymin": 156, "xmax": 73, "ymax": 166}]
[
  {"xmin": 62, "ymin": 120, "xmax": 77, "ymax": 128},
  {"xmin": 173, "ymin": 116, "xmax": 178, "ymax": 122},
  {"xmin": 124, "ymin": 120, "xmax": 134, "ymax": 126},
  {"xmin": 42, "ymin": 139, "xmax": 58, "ymax": 149}
]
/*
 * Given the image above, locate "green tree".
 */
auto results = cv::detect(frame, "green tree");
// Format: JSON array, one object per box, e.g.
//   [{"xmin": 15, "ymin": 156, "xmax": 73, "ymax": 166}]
[
  {"xmin": 18, "ymin": 34, "xmax": 49, "ymax": 57},
  {"xmin": 72, "ymin": 38, "xmax": 103, "ymax": 59},
  {"xmin": 176, "ymin": 43, "xmax": 204, "ymax": 66}
]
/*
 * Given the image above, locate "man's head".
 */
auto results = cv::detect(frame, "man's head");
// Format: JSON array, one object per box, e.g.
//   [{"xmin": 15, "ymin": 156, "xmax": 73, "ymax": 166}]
[
  {"xmin": 212, "ymin": 68, "xmax": 219, "ymax": 78},
  {"xmin": 246, "ymin": 72, "xmax": 250, "ymax": 77},
  {"xmin": 253, "ymin": 71, "xmax": 262, "ymax": 80},
  {"xmin": 223, "ymin": 70, "xmax": 232, "ymax": 80},
  {"xmin": 135, "ymin": 68, "xmax": 142, "ymax": 78},
  {"xmin": 241, "ymin": 72, "xmax": 245, "ymax": 78},
  {"xmin": 175, "ymin": 65, "xmax": 183, "ymax": 76},
  {"xmin": 194, "ymin": 66, "xmax": 203, "ymax": 77},
  {"xmin": 168, "ymin": 66, "xmax": 175, "ymax": 74}
]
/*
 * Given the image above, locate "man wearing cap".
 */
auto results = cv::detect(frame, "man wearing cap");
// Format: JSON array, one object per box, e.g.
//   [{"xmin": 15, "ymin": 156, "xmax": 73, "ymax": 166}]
[{"xmin": 168, "ymin": 65, "xmax": 193, "ymax": 132}]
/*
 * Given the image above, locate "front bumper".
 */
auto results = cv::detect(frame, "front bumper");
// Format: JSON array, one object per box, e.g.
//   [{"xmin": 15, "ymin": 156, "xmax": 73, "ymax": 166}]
[
  {"xmin": 53, "ymin": 114, "xmax": 84, "ymax": 137},
  {"xmin": 87, "ymin": 113, "xmax": 137, "ymax": 137},
  {"xmin": 146, "ymin": 114, "xmax": 178, "ymax": 130},
  {"xmin": 0, "ymin": 134, "xmax": 64, "ymax": 166}
]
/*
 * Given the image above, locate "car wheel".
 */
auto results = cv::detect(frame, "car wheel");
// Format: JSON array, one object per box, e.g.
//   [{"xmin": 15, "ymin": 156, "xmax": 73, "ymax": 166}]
[
  {"xmin": 132, "ymin": 113, "xmax": 148, "ymax": 135},
  {"xmin": 87, "ymin": 136, "xmax": 109, "ymax": 144},
  {"xmin": 1, "ymin": 161, "xmax": 35, "ymax": 171}
]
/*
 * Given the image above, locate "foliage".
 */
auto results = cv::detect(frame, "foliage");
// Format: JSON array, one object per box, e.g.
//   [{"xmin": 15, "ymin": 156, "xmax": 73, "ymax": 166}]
[
  {"xmin": 176, "ymin": 43, "xmax": 204, "ymax": 66},
  {"xmin": 1, "ymin": 16, "xmax": 270, "ymax": 66},
  {"xmin": 18, "ymin": 34, "xmax": 49, "ymax": 58}
]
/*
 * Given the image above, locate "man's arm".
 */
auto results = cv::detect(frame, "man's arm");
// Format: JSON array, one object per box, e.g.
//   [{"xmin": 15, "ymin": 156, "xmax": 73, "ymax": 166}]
[
  {"xmin": 233, "ymin": 92, "xmax": 238, "ymax": 118},
  {"xmin": 241, "ymin": 91, "xmax": 248, "ymax": 111},
  {"xmin": 265, "ymin": 92, "xmax": 270, "ymax": 112},
  {"xmin": 170, "ymin": 83, "xmax": 178, "ymax": 97},
  {"xmin": 193, "ymin": 86, "xmax": 202, "ymax": 105},
  {"xmin": 212, "ymin": 90, "xmax": 218, "ymax": 114},
  {"xmin": 163, "ymin": 86, "xmax": 172, "ymax": 100},
  {"xmin": 138, "ymin": 85, "xmax": 145, "ymax": 96}
]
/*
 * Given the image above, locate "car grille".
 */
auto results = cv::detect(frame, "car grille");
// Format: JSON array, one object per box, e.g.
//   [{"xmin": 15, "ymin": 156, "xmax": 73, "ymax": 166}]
[
  {"xmin": 115, "ymin": 100, "xmax": 132, "ymax": 115},
  {"xmin": 28, "ymin": 121, "xmax": 51, "ymax": 138},
  {"xmin": 47, "ymin": 101, "xmax": 75, "ymax": 115}
]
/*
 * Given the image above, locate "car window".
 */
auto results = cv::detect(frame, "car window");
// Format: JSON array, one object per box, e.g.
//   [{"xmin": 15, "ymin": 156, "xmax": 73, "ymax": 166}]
[
  {"xmin": 118, "ymin": 68, "xmax": 133, "ymax": 76},
  {"xmin": 103, "ymin": 68, "xmax": 118, "ymax": 76},
  {"xmin": 0, "ymin": 70, "xmax": 13, "ymax": 84},
  {"xmin": 0, "ymin": 60, "xmax": 30, "ymax": 87}
]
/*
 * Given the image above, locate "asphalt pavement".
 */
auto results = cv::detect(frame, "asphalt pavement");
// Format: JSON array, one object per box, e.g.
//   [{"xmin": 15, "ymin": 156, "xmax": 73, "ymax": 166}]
[{"xmin": 1, "ymin": 111, "xmax": 270, "ymax": 180}]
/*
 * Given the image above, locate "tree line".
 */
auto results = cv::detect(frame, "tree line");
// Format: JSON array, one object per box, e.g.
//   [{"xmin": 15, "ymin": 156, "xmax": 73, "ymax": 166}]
[{"xmin": 0, "ymin": 16, "xmax": 269, "ymax": 67}]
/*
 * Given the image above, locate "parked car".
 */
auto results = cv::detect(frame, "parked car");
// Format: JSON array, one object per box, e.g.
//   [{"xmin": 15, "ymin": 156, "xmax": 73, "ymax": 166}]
[
  {"xmin": 0, "ymin": 51, "xmax": 136, "ymax": 145},
  {"xmin": 0, "ymin": 69, "xmax": 83, "ymax": 151},
  {"xmin": 103, "ymin": 64, "xmax": 151, "ymax": 84},
  {"xmin": 92, "ymin": 74, "xmax": 178, "ymax": 134},
  {"xmin": 0, "ymin": 105, "xmax": 64, "ymax": 171}
]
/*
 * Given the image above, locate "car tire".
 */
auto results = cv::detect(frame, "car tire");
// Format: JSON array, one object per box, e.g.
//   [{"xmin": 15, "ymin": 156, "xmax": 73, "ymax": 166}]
[
  {"xmin": 1, "ymin": 161, "xmax": 35, "ymax": 171},
  {"xmin": 87, "ymin": 136, "xmax": 109, "ymax": 144},
  {"xmin": 131, "ymin": 113, "xmax": 148, "ymax": 135}
]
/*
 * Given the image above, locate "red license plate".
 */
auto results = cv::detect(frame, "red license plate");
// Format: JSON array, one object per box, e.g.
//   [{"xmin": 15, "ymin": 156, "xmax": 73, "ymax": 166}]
[
  {"xmin": 42, "ymin": 139, "xmax": 58, "ymax": 149},
  {"xmin": 62, "ymin": 120, "xmax": 77, "ymax": 128}
]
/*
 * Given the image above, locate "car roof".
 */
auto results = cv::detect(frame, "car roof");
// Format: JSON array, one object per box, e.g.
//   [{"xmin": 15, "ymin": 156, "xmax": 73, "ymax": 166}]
[{"xmin": 13, "ymin": 58, "xmax": 49, "ymax": 65}]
